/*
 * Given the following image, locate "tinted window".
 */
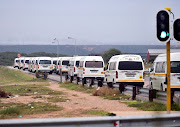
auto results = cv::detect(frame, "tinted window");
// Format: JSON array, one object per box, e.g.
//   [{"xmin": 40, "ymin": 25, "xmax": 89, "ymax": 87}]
[
  {"xmin": 39, "ymin": 60, "xmax": 51, "ymax": 64},
  {"xmin": 85, "ymin": 61, "xmax": 103, "ymax": 68},
  {"xmin": 171, "ymin": 61, "xmax": 180, "ymax": 73},
  {"xmin": 25, "ymin": 60, "xmax": 29, "ymax": 63},
  {"xmin": 21, "ymin": 60, "xmax": 24, "ymax": 63},
  {"xmin": 118, "ymin": 61, "xmax": 143, "ymax": 70},
  {"xmin": 62, "ymin": 61, "xmax": 69, "ymax": 65},
  {"xmin": 16, "ymin": 60, "xmax": 19, "ymax": 63},
  {"xmin": 53, "ymin": 60, "xmax": 57, "ymax": 65},
  {"xmin": 76, "ymin": 61, "xmax": 79, "ymax": 67}
]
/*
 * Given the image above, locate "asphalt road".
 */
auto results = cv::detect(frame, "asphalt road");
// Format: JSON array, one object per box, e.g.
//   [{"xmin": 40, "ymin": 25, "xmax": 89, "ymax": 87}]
[{"xmin": 9, "ymin": 66, "xmax": 150, "ymax": 89}]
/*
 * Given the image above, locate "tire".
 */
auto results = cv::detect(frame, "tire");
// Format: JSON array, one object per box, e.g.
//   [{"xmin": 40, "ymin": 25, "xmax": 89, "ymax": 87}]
[
  {"xmin": 90, "ymin": 79, "xmax": 94, "ymax": 86},
  {"xmin": 49, "ymin": 71, "xmax": 52, "ymax": 74},
  {"xmin": 107, "ymin": 82, "xmax": 113, "ymax": 88},
  {"xmin": 35, "ymin": 72, "xmax": 41, "ymax": 78},
  {"xmin": 82, "ymin": 78, "xmax": 86, "ymax": 86},
  {"xmin": 70, "ymin": 76, "xmax": 73, "ymax": 83},
  {"xmin": 76, "ymin": 77, "xmax": 79, "ymax": 85},
  {"xmin": 98, "ymin": 81, "xmax": 103, "ymax": 87},
  {"xmin": 65, "ymin": 74, "xmax": 68, "ymax": 81}
]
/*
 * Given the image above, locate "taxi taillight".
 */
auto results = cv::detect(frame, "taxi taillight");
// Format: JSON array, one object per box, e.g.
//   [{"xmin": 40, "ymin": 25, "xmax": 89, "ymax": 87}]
[{"xmin": 116, "ymin": 71, "xmax": 118, "ymax": 79}]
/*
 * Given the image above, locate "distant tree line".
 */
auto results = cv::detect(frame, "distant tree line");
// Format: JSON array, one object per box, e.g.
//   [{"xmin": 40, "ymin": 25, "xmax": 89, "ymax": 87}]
[
  {"xmin": 0, "ymin": 48, "xmax": 122, "ymax": 66},
  {"xmin": 0, "ymin": 52, "xmax": 67, "ymax": 66}
]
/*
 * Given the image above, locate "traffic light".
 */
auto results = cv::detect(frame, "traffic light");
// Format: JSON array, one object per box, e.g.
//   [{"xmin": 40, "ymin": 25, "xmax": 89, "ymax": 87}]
[
  {"xmin": 173, "ymin": 19, "xmax": 180, "ymax": 42},
  {"xmin": 156, "ymin": 10, "xmax": 170, "ymax": 43}
]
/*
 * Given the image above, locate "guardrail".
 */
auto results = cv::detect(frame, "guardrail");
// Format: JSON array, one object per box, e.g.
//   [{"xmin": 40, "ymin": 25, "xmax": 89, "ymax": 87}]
[
  {"xmin": 116, "ymin": 85, "xmax": 180, "ymax": 105},
  {"xmin": 0, "ymin": 114, "xmax": 180, "ymax": 127}
]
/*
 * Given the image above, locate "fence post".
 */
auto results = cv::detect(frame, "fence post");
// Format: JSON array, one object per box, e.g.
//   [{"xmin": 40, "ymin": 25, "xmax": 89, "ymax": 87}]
[
  {"xmin": 132, "ymin": 86, "xmax": 136, "ymax": 100},
  {"xmin": 149, "ymin": 89, "xmax": 156, "ymax": 102},
  {"xmin": 119, "ymin": 84, "xmax": 125, "ymax": 93}
]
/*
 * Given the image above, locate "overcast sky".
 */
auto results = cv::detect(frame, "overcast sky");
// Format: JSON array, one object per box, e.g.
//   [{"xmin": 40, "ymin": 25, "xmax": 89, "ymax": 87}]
[{"xmin": 0, "ymin": 0, "xmax": 180, "ymax": 45}]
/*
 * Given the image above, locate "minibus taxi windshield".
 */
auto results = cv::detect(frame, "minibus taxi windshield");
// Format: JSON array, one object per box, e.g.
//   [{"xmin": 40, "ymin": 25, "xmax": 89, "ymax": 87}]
[
  {"xmin": 118, "ymin": 61, "xmax": 143, "ymax": 70},
  {"xmin": 85, "ymin": 61, "xmax": 103, "ymax": 68},
  {"xmin": 39, "ymin": 60, "xmax": 51, "ymax": 64}
]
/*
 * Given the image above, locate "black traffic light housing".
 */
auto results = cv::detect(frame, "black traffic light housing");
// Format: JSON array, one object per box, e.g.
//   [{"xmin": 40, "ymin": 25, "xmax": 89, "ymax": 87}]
[
  {"xmin": 156, "ymin": 10, "xmax": 170, "ymax": 43},
  {"xmin": 173, "ymin": 18, "xmax": 180, "ymax": 42}
]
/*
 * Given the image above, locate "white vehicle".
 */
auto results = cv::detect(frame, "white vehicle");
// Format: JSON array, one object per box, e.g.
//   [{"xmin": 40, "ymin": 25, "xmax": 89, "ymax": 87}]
[
  {"xmin": 77, "ymin": 56, "xmax": 105, "ymax": 87},
  {"xmin": 57, "ymin": 57, "xmax": 72, "ymax": 74},
  {"xmin": 19, "ymin": 57, "xmax": 25, "ymax": 69},
  {"xmin": 52, "ymin": 57, "xmax": 58, "ymax": 73},
  {"xmin": 28, "ymin": 57, "xmax": 33, "ymax": 72},
  {"xmin": 56, "ymin": 57, "xmax": 62, "ymax": 74},
  {"xmin": 150, "ymin": 52, "xmax": 180, "ymax": 91},
  {"xmin": 68, "ymin": 56, "xmax": 84, "ymax": 82},
  {"xmin": 22, "ymin": 57, "xmax": 31, "ymax": 70},
  {"xmin": 105, "ymin": 55, "xmax": 144, "ymax": 88},
  {"xmin": 36, "ymin": 57, "xmax": 53, "ymax": 74},
  {"xmin": 32, "ymin": 57, "xmax": 39, "ymax": 73},
  {"xmin": 13, "ymin": 58, "xmax": 19, "ymax": 68}
]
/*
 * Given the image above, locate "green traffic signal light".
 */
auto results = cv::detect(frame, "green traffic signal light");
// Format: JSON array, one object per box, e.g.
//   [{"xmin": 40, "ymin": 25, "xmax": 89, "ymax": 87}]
[{"xmin": 160, "ymin": 31, "xmax": 169, "ymax": 38}]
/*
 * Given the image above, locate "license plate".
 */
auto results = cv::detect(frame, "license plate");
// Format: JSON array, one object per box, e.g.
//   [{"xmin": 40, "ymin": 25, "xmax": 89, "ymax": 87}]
[
  {"xmin": 91, "ymin": 71, "xmax": 98, "ymax": 73},
  {"xmin": 126, "ymin": 75, "xmax": 135, "ymax": 77}
]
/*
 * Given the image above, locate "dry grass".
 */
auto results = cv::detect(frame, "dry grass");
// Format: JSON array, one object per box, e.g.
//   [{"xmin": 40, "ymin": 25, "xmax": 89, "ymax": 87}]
[
  {"xmin": 0, "ymin": 89, "xmax": 12, "ymax": 98},
  {"xmin": 93, "ymin": 86, "xmax": 131, "ymax": 100},
  {"xmin": 93, "ymin": 86, "xmax": 120, "ymax": 96}
]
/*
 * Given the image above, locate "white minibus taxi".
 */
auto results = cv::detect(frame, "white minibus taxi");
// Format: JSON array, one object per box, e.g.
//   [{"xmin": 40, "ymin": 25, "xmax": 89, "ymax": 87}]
[
  {"xmin": 52, "ymin": 57, "xmax": 58, "ymax": 73},
  {"xmin": 36, "ymin": 57, "xmax": 53, "ymax": 74},
  {"xmin": 28, "ymin": 57, "xmax": 33, "ymax": 72},
  {"xmin": 57, "ymin": 57, "xmax": 72, "ymax": 74},
  {"xmin": 105, "ymin": 55, "xmax": 144, "ymax": 88},
  {"xmin": 55, "ymin": 57, "xmax": 62, "ymax": 74},
  {"xmin": 13, "ymin": 58, "xmax": 19, "ymax": 68},
  {"xmin": 68, "ymin": 56, "xmax": 84, "ymax": 82},
  {"xmin": 32, "ymin": 57, "xmax": 39, "ymax": 73},
  {"xmin": 150, "ymin": 52, "xmax": 180, "ymax": 91},
  {"xmin": 23, "ymin": 57, "xmax": 31, "ymax": 70},
  {"xmin": 77, "ymin": 56, "xmax": 105, "ymax": 87},
  {"xmin": 19, "ymin": 57, "xmax": 25, "ymax": 69}
]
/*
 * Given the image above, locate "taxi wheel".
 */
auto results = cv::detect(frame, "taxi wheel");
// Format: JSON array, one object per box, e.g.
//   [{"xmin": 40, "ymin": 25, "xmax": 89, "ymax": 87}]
[
  {"xmin": 107, "ymin": 82, "xmax": 113, "ymax": 88},
  {"xmin": 82, "ymin": 78, "xmax": 86, "ymax": 86},
  {"xmin": 76, "ymin": 77, "xmax": 79, "ymax": 85},
  {"xmin": 70, "ymin": 76, "xmax": 73, "ymax": 83},
  {"xmin": 90, "ymin": 79, "xmax": 94, "ymax": 85},
  {"xmin": 98, "ymin": 81, "xmax": 103, "ymax": 87}
]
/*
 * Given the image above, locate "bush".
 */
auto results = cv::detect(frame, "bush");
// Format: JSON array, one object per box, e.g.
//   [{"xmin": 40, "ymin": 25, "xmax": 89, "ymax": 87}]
[{"xmin": 0, "ymin": 89, "xmax": 11, "ymax": 98}]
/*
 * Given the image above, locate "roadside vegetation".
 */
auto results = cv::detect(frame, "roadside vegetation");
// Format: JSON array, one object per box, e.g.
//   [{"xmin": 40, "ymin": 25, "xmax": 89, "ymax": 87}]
[
  {"xmin": 0, "ymin": 102, "xmax": 63, "ymax": 119},
  {"xmin": 0, "ymin": 66, "xmax": 47, "ymax": 85},
  {"xmin": 127, "ymin": 101, "xmax": 180, "ymax": 111},
  {"xmin": 60, "ymin": 82, "xmax": 94, "ymax": 93},
  {"xmin": 60, "ymin": 83, "xmax": 180, "ymax": 111},
  {"xmin": 0, "ymin": 83, "xmax": 63, "ymax": 96}
]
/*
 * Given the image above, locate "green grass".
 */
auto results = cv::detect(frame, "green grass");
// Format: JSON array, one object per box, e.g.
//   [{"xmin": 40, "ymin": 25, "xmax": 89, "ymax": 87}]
[
  {"xmin": 0, "ymin": 102, "xmax": 63, "ymax": 119},
  {"xmin": 0, "ymin": 66, "xmax": 47, "ymax": 85},
  {"xmin": 82, "ymin": 110, "xmax": 111, "ymax": 116},
  {"xmin": 127, "ymin": 101, "xmax": 180, "ymax": 111},
  {"xmin": 60, "ymin": 83, "xmax": 94, "ymax": 93},
  {"xmin": 0, "ymin": 84, "xmax": 64, "ymax": 96}
]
